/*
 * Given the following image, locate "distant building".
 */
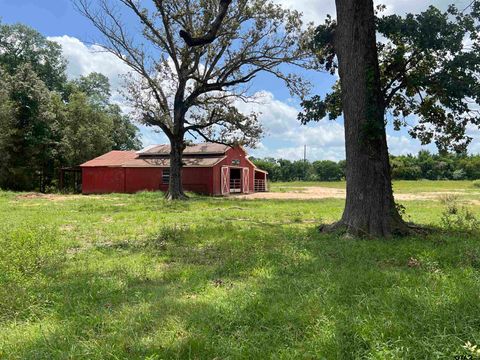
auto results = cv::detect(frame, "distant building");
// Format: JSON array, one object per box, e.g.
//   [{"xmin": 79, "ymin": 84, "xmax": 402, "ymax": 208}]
[{"xmin": 80, "ymin": 143, "xmax": 268, "ymax": 195}]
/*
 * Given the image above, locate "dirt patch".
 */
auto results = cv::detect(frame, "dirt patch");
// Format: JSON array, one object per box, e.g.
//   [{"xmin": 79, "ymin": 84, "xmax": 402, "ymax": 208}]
[
  {"xmin": 15, "ymin": 193, "xmax": 103, "ymax": 201},
  {"xmin": 240, "ymin": 187, "xmax": 476, "ymax": 202},
  {"xmin": 396, "ymin": 191, "xmax": 470, "ymax": 201},
  {"xmin": 240, "ymin": 187, "xmax": 345, "ymax": 200},
  {"xmin": 16, "ymin": 193, "xmax": 52, "ymax": 200}
]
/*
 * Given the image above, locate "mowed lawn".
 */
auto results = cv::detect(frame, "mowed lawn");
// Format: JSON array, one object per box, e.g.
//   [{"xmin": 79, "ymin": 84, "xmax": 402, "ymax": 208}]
[{"xmin": 1, "ymin": 182, "xmax": 480, "ymax": 359}]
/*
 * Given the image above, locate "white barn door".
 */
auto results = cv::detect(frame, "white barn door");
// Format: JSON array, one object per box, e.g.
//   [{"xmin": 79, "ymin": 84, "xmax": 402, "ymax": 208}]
[
  {"xmin": 221, "ymin": 166, "xmax": 230, "ymax": 195},
  {"xmin": 242, "ymin": 168, "xmax": 250, "ymax": 194}
]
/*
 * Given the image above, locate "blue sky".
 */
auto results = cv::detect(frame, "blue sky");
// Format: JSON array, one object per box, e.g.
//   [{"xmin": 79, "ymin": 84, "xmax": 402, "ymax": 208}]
[{"xmin": 1, "ymin": 0, "xmax": 478, "ymax": 160}]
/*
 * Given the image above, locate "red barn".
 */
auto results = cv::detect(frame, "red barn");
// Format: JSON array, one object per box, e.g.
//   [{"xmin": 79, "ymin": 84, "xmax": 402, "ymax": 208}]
[{"xmin": 80, "ymin": 143, "xmax": 268, "ymax": 195}]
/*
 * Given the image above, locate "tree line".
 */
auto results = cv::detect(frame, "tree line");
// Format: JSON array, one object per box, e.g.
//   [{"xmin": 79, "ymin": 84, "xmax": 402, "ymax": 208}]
[
  {"xmin": 252, "ymin": 151, "xmax": 480, "ymax": 182},
  {"xmin": 0, "ymin": 23, "xmax": 141, "ymax": 192}
]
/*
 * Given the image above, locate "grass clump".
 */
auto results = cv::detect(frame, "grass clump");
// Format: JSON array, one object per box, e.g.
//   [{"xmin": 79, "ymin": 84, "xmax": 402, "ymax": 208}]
[
  {"xmin": 473, "ymin": 179, "xmax": 480, "ymax": 188},
  {"xmin": 144, "ymin": 224, "xmax": 190, "ymax": 251}
]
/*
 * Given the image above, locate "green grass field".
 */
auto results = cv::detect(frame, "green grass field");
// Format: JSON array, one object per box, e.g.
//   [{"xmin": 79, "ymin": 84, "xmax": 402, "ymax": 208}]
[
  {"xmin": 1, "ymin": 182, "xmax": 480, "ymax": 359},
  {"xmin": 270, "ymin": 179, "xmax": 480, "ymax": 193}
]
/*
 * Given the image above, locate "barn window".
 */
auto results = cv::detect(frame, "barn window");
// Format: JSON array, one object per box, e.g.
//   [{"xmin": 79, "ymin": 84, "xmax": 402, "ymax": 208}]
[{"xmin": 162, "ymin": 170, "xmax": 170, "ymax": 184}]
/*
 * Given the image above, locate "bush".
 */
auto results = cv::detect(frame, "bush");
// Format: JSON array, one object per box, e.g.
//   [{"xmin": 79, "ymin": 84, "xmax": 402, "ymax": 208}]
[
  {"xmin": 474, "ymin": 180, "xmax": 480, "ymax": 188},
  {"xmin": 440, "ymin": 195, "xmax": 479, "ymax": 232},
  {"xmin": 452, "ymin": 169, "xmax": 467, "ymax": 180}
]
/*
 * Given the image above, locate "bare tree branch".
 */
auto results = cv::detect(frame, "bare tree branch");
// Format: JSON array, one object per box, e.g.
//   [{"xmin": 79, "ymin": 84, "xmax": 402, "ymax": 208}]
[{"xmin": 180, "ymin": 0, "xmax": 233, "ymax": 47}]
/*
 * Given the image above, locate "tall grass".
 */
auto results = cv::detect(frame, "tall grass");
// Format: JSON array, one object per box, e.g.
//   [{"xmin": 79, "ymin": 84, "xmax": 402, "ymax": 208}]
[{"xmin": 0, "ymin": 226, "xmax": 65, "ymax": 322}]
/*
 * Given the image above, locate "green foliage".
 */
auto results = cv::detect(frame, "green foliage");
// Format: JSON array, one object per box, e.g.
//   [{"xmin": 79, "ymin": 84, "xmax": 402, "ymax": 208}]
[
  {"xmin": 0, "ymin": 22, "xmax": 67, "ymax": 91},
  {"xmin": 301, "ymin": 3, "xmax": 480, "ymax": 153},
  {"xmin": 0, "ymin": 65, "xmax": 59, "ymax": 190},
  {"xmin": 253, "ymin": 151, "xmax": 480, "ymax": 182},
  {"xmin": 60, "ymin": 92, "xmax": 116, "ymax": 166},
  {"xmin": 473, "ymin": 180, "xmax": 480, "ymax": 188},
  {"xmin": 0, "ymin": 187, "xmax": 480, "ymax": 358},
  {"xmin": 109, "ymin": 104, "xmax": 143, "ymax": 151},
  {"xmin": 312, "ymin": 160, "xmax": 344, "ymax": 181},
  {"xmin": 69, "ymin": 72, "xmax": 111, "ymax": 107},
  {"xmin": 251, "ymin": 157, "xmax": 320, "ymax": 181},
  {"xmin": 391, "ymin": 151, "xmax": 480, "ymax": 180},
  {"xmin": 440, "ymin": 194, "xmax": 479, "ymax": 232},
  {"xmin": 0, "ymin": 23, "xmax": 142, "ymax": 192}
]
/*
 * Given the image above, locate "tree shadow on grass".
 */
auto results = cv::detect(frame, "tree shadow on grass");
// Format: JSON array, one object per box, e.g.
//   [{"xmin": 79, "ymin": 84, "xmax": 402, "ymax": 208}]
[{"xmin": 3, "ymin": 225, "xmax": 480, "ymax": 359}]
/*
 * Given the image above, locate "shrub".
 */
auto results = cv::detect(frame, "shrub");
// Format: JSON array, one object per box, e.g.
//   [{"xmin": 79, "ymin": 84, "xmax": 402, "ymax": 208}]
[
  {"xmin": 452, "ymin": 169, "xmax": 467, "ymax": 180},
  {"xmin": 440, "ymin": 195, "xmax": 479, "ymax": 232},
  {"xmin": 473, "ymin": 180, "xmax": 480, "ymax": 188}
]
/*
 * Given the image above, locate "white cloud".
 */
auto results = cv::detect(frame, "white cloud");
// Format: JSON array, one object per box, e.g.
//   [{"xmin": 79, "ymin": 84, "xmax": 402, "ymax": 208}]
[
  {"xmin": 237, "ymin": 91, "xmax": 344, "ymax": 146},
  {"xmin": 273, "ymin": 0, "xmax": 336, "ymax": 24},
  {"xmin": 48, "ymin": 35, "xmax": 131, "ymax": 92},
  {"xmin": 239, "ymin": 91, "xmax": 453, "ymax": 161},
  {"xmin": 238, "ymin": 91, "xmax": 346, "ymax": 160},
  {"xmin": 138, "ymin": 125, "xmax": 168, "ymax": 147},
  {"xmin": 50, "ymin": 33, "xmax": 480, "ymax": 159},
  {"xmin": 274, "ymin": 0, "xmax": 472, "ymax": 24},
  {"xmin": 466, "ymin": 123, "xmax": 480, "ymax": 154}
]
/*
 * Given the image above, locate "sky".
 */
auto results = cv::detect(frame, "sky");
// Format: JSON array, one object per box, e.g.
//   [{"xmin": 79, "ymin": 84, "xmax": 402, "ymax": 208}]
[{"xmin": 0, "ymin": 0, "xmax": 478, "ymax": 161}]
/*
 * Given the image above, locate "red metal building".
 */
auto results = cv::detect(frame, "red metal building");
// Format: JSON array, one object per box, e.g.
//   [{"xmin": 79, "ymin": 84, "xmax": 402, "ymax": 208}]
[{"xmin": 81, "ymin": 143, "xmax": 268, "ymax": 195}]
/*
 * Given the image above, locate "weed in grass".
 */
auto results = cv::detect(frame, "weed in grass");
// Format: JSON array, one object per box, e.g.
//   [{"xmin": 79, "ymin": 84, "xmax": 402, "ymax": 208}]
[
  {"xmin": 440, "ymin": 195, "xmax": 479, "ymax": 232},
  {"xmin": 464, "ymin": 341, "xmax": 480, "ymax": 357},
  {"xmin": 145, "ymin": 224, "xmax": 189, "ymax": 251}
]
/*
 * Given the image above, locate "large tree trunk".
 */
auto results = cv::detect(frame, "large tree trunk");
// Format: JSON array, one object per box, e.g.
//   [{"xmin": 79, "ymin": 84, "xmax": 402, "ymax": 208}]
[
  {"xmin": 166, "ymin": 137, "xmax": 187, "ymax": 200},
  {"xmin": 330, "ymin": 0, "xmax": 410, "ymax": 237}
]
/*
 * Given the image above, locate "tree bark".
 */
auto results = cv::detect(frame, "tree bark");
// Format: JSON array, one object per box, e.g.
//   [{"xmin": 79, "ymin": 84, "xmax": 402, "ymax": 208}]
[
  {"xmin": 328, "ymin": 0, "xmax": 410, "ymax": 237},
  {"xmin": 166, "ymin": 137, "xmax": 187, "ymax": 200}
]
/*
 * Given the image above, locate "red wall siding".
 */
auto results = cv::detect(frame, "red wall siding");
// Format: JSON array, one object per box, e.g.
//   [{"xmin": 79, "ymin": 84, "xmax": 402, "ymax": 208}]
[
  {"xmin": 212, "ymin": 147, "xmax": 256, "ymax": 195},
  {"xmin": 126, "ymin": 168, "xmax": 213, "ymax": 194},
  {"xmin": 82, "ymin": 167, "xmax": 126, "ymax": 194},
  {"xmin": 125, "ymin": 168, "xmax": 162, "ymax": 193},
  {"xmin": 83, "ymin": 167, "xmax": 214, "ymax": 195},
  {"xmin": 182, "ymin": 167, "xmax": 214, "ymax": 194}
]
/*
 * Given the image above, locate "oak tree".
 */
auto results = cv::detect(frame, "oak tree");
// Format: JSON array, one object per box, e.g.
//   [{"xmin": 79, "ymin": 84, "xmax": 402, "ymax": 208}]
[
  {"xmin": 75, "ymin": 0, "xmax": 312, "ymax": 199},
  {"xmin": 299, "ymin": 1, "xmax": 480, "ymax": 236}
]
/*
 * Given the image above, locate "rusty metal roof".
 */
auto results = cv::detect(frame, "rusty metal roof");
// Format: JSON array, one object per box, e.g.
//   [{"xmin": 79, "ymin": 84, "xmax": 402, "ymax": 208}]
[
  {"xmin": 122, "ymin": 156, "xmax": 226, "ymax": 168},
  {"xmin": 138, "ymin": 142, "xmax": 230, "ymax": 156},
  {"xmin": 81, "ymin": 150, "xmax": 226, "ymax": 168},
  {"xmin": 81, "ymin": 151, "xmax": 138, "ymax": 167}
]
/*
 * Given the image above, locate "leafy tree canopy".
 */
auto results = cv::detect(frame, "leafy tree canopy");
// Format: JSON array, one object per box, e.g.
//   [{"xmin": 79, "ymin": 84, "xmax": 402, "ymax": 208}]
[
  {"xmin": 68, "ymin": 72, "xmax": 112, "ymax": 107},
  {"xmin": 0, "ymin": 23, "xmax": 142, "ymax": 191},
  {"xmin": 300, "ymin": 3, "xmax": 480, "ymax": 153},
  {"xmin": 0, "ymin": 22, "xmax": 67, "ymax": 91}
]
